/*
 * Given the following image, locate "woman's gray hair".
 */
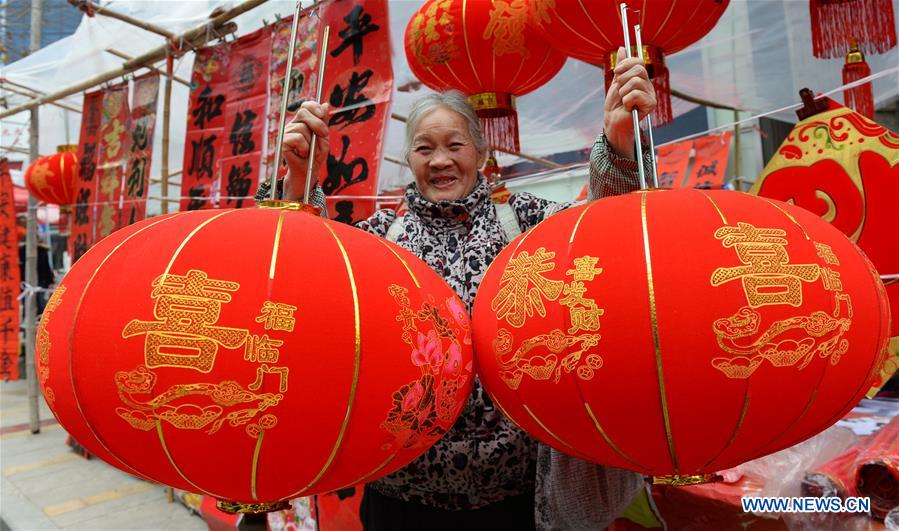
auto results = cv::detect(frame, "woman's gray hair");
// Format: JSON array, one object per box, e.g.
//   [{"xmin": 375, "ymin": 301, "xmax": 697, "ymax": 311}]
[{"xmin": 403, "ymin": 90, "xmax": 487, "ymax": 161}]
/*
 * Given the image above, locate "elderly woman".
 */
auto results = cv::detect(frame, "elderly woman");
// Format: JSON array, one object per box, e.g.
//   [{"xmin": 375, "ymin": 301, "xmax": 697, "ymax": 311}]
[{"xmin": 259, "ymin": 48, "xmax": 656, "ymax": 530}]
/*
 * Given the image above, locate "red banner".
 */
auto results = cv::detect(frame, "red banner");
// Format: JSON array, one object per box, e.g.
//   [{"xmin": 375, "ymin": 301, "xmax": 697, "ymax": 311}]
[
  {"xmin": 69, "ymin": 90, "xmax": 104, "ymax": 263},
  {"xmin": 181, "ymin": 42, "xmax": 230, "ymax": 210},
  {"xmin": 683, "ymin": 131, "xmax": 732, "ymax": 189},
  {"xmin": 0, "ymin": 158, "xmax": 20, "ymax": 381},
  {"xmin": 219, "ymin": 27, "xmax": 271, "ymax": 208},
  {"xmin": 122, "ymin": 72, "xmax": 160, "ymax": 226},
  {"xmin": 320, "ymin": 0, "xmax": 393, "ymax": 224},
  {"xmin": 265, "ymin": 13, "xmax": 322, "ymax": 185},
  {"xmin": 95, "ymin": 83, "xmax": 131, "ymax": 240},
  {"xmin": 657, "ymin": 139, "xmax": 694, "ymax": 188}
]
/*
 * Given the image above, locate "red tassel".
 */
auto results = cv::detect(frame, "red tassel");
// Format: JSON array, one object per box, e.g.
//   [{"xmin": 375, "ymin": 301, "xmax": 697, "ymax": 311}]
[
  {"xmin": 810, "ymin": 0, "xmax": 897, "ymax": 58},
  {"xmin": 843, "ymin": 46, "xmax": 875, "ymax": 119},
  {"xmin": 478, "ymin": 112, "xmax": 520, "ymax": 154}
]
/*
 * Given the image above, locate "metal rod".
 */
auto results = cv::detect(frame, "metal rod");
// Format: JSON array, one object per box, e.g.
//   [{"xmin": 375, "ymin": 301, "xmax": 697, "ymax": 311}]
[
  {"xmin": 634, "ymin": 25, "xmax": 659, "ymax": 187},
  {"xmin": 303, "ymin": 25, "xmax": 330, "ymax": 204},
  {"xmin": 270, "ymin": 1, "xmax": 305, "ymax": 201},
  {"xmin": 161, "ymin": 51, "xmax": 173, "ymax": 214},
  {"xmin": 0, "ymin": 0, "xmax": 262, "ymax": 119},
  {"xmin": 104, "ymin": 49, "xmax": 191, "ymax": 87},
  {"xmin": 619, "ymin": 3, "xmax": 647, "ymax": 189}
]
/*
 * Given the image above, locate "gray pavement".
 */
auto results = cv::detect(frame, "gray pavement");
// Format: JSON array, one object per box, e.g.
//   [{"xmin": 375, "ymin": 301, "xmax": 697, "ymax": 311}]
[{"xmin": 1, "ymin": 379, "xmax": 207, "ymax": 531}]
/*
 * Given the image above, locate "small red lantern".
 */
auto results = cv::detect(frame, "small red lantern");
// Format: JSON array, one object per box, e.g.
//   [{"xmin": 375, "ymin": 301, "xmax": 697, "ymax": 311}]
[
  {"xmin": 24, "ymin": 145, "xmax": 78, "ymax": 205},
  {"xmin": 472, "ymin": 189, "xmax": 889, "ymax": 481},
  {"xmin": 37, "ymin": 205, "xmax": 474, "ymax": 511},
  {"xmin": 527, "ymin": 0, "xmax": 730, "ymax": 126},
  {"xmin": 404, "ymin": 0, "xmax": 567, "ymax": 153}
]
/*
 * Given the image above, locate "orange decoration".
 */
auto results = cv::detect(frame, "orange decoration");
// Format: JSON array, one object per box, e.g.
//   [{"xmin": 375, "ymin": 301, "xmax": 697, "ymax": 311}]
[
  {"xmin": 24, "ymin": 146, "xmax": 78, "ymax": 205},
  {"xmin": 37, "ymin": 206, "xmax": 474, "ymax": 510},
  {"xmin": 472, "ymin": 189, "xmax": 889, "ymax": 479},
  {"xmin": 752, "ymin": 98, "xmax": 899, "ymax": 396},
  {"xmin": 527, "ymin": 0, "xmax": 729, "ymax": 126},
  {"xmin": 404, "ymin": 0, "xmax": 566, "ymax": 152}
]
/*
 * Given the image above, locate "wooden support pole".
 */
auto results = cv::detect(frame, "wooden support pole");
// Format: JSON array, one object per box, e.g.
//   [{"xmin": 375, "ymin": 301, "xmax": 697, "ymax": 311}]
[
  {"xmin": 0, "ymin": 83, "xmax": 82, "ymax": 113},
  {"xmin": 161, "ymin": 52, "xmax": 173, "ymax": 215},
  {"xmin": 0, "ymin": 0, "xmax": 267, "ymax": 119},
  {"xmin": 104, "ymin": 49, "xmax": 191, "ymax": 87},
  {"xmin": 67, "ymin": 0, "xmax": 176, "ymax": 39}
]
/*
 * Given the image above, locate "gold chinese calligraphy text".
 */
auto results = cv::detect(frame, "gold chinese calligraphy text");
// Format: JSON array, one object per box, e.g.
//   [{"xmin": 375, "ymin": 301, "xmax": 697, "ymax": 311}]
[
  {"xmin": 483, "ymin": 0, "xmax": 529, "ymax": 57},
  {"xmin": 122, "ymin": 270, "xmax": 249, "ymax": 373},
  {"xmin": 407, "ymin": 0, "xmax": 457, "ymax": 66},
  {"xmin": 255, "ymin": 301, "xmax": 297, "ymax": 332},
  {"xmin": 36, "ymin": 285, "xmax": 66, "ymax": 407},
  {"xmin": 711, "ymin": 223, "xmax": 820, "ymax": 308},
  {"xmin": 491, "ymin": 247, "xmax": 564, "ymax": 328}
]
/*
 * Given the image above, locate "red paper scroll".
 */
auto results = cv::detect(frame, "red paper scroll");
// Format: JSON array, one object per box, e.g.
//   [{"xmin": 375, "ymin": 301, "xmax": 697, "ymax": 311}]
[
  {"xmin": 69, "ymin": 90, "xmax": 104, "ymax": 263},
  {"xmin": 266, "ymin": 13, "xmax": 322, "ymax": 184},
  {"xmin": 0, "ymin": 159, "xmax": 20, "ymax": 380},
  {"xmin": 683, "ymin": 132, "xmax": 732, "ymax": 189},
  {"xmin": 320, "ymin": 0, "xmax": 393, "ymax": 224},
  {"xmin": 220, "ymin": 27, "xmax": 271, "ymax": 209},
  {"xmin": 122, "ymin": 73, "xmax": 160, "ymax": 226},
  {"xmin": 657, "ymin": 139, "xmax": 694, "ymax": 188},
  {"xmin": 95, "ymin": 83, "xmax": 131, "ymax": 240},
  {"xmin": 181, "ymin": 43, "xmax": 230, "ymax": 211}
]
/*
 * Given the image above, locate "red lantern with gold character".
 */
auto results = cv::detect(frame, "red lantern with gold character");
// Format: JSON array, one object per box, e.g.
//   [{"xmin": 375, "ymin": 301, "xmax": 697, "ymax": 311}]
[
  {"xmin": 37, "ymin": 205, "xmax": 474, "ymax": 512},
  {"xmin": 751, "ymin": 97, "xmax": 899, "ymax": 396},
  {"xmin": 404, "ymin": 0, "xmax": 567, "ymax": 153},
  {"xmin": 24, "ymin": 145, "xmax": 78, "ymax": 205},
  {"xmin": 472, "ymin": 189, "xmax": 889, "ymax": 481},
  {"xmin": 527, "ymin": 0, "xmax": 730, "ymax": 126}
]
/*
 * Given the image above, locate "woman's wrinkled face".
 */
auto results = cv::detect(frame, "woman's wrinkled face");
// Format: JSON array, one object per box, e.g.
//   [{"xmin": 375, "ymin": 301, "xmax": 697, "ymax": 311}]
[{"xmin": 408, "ymin": 107, "xmax": 486, "ymax": 203}]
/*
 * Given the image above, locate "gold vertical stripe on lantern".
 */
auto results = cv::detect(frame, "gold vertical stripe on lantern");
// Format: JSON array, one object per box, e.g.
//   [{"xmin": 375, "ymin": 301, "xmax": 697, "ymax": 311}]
[
  {"xmin": 269, "ymin": 211, "xmax": 286, "ymax": 280},
  {"xmin": 584, "ymin": 402, "xmax": 650, "ymax": 472},
  {"xmin": 523, "ymin": 403, "xmax": 582, "ymax": 455},
  {"xmin": 640, "ymin": 192, "xmax": 679, "ymax": 473},
  {"xmin": 698, "ymin": 190, "xmax": 729, "ymax": 224},
  {"xmin": 701, "ymin": 393, "xmax": 751, "ymax": 470},
  {"xmin": 251, "ymin": 430, "xmax": 265, "ymax": 500},
  {"xmin": 156, "ymin": 420, "xmax": 227, "ymax": 499},
  {"xmin": 569, "ymin": 203, "xmax": 595, "ymax": 244},
  {"xmin": 69, "ymin": 216, "xmax": 176, "ymax": 484},
  {"xmin": 376, "ymin": 240, "xmax": 421, "ymax": 289},
  {"xmin": 289, "ymin": 223, "xmax": 362, "ymax": 497},
  {"xmin": 763, "ymin": 198, "xmax": 812, "ymax": 241}
]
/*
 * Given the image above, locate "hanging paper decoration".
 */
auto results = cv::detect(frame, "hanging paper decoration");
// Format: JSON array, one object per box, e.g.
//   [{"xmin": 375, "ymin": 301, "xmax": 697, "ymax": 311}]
[
  {"xmin": 24, "ymin": 146, "xmax": 78, "ymax": 206},
  {"xmin": 809, "ymin": 0, "xmax": 897, "ymax": 59},
  {"xmin": 320, "ymin": 0, "xmax": 393, "ymax": 225},
  {"xmin": 94, "ymin": 82, "xmax": 130, "ymax": 241},
  {"xmin": 656, "ymin": 139, "xmax": 694, "ymax": 188},
  {"xmin": 181, "ymin": 42, "xmax": 231, "ymax": 211},
  {"xmin": 472, "ymin": 189, "xmax": 889, "ymax": 481},
  {"xmin": 265, "ymin": 13, "xmax": 322, "ymax": 184},
  {"xmin": 405, "ymin": 0, "xmax": 566, "ymax": 153},
  {"xmin": 122, "ymin": 72, "xmax": 160, "ymax": 225},
  {"xmin": 841, "ymin": 41, "xmax": 874, "ymax": 119},
  {"xmin": 68, "ymin": 90, "xmax": 104, "ymax": 263},
  {"xmin": 527, "ymin": 0, "xmax": 730, "ymax": 126},
  {"xmin": 683, "ymin": 132, "xmax": 732, "ymax": 189},
  {"xmin": 36, "ymin": 205, "xmax": 473, "ymax": 510},
  {"xmin": 220, "ymin": 27, "xmax": 272, "ymax": 209},
  {"xmin": 0, "ymin": 158, "xmax": 20, "ymax": 381},
  {"xmin": 751, "ymin": 97, "xmax": 899, "ymax": 397}
]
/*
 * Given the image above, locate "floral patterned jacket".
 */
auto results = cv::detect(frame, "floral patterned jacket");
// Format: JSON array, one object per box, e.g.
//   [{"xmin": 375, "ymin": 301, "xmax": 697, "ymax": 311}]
[{"xmin": 257, "ymin": 133, "xmax": 648, "ymax": 513}]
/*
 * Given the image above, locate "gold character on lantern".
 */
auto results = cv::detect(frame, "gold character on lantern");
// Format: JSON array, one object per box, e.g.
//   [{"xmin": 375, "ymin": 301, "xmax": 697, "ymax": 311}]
[
  {"xmin": 483, "ymin": 0, "xmax": 529, "ymax": 57},
  {"xmin": 815, "ymin": 243, "xmax": 840, "ymax": 265},
  {"xmin": 711, "ymin": 222, "xmax": 820, "ymax": 308},
  {"xmin": 821, "ymin": 268, "xmax": 843, "ymax": 292},
  {"xmin": 244, "ymin": 334, "xmax": 284, "ymax": 363},
  {"xmin": 123, "ymin": 270, "xmax": 249, "ymax": 373},
  {"xmin": 255, "ymin": 301, "xmax": 297, "ymax": 332},
  {"xmin": 248, "ymin": 364, "xmax": 289, "ymax": 392},
  {"xmin": 561, "ymin": 256, "xmax": 605, "ymax": 334},
  {"xmin": 492, "ymin": 248, "xmax": 564, "ymax": 328}
]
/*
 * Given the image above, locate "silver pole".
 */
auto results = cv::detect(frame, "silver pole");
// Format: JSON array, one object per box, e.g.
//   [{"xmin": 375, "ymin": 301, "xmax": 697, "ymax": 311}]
[
  {"xmin": 619, "ymin": 3, "xmax": 647, "ymax": 189},
  {"xmin": 270, "ymin": 1, "xmax": 305, "ymax": 200},
  {"xmin": 634, "ymin": 25, "xmax": 659, "ymax": 188},
  {"xmin": 302, "ymin": 25, "xmax": 330, "ymax": 204}
]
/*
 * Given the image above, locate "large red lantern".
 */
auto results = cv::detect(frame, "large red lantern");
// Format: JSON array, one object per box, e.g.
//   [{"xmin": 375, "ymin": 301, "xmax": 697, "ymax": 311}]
[
  {"xmin": 24, "ymin": 145, "xmax": 78, "ymax": 205},
  {"xmin": 472, "ymin": 189, "xmax": 889, "ymax": 482},
  {"xmin": 37, "ymin": 204, "xmax": 474, "ymax": 511},
  {"xmin": 404, "ymin": 0, "xmax": 567, "ymax": 153},
  {"xmin": 751, "ymin": 98, "xmax": 899, "ymax": 395},
  {"xmin": 527, "ymin": 0, "xmax": 730, "ymax": 126}
]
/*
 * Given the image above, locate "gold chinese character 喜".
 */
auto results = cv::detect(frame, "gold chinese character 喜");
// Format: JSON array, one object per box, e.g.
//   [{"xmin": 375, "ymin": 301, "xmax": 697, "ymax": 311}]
[
  {"xmin": 711, "ymin": 222, "xmax": 820, "ymax": 308},
  {"xmin": 123, "ymin": 270, "xmax": 249, "ymax": 373}
]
